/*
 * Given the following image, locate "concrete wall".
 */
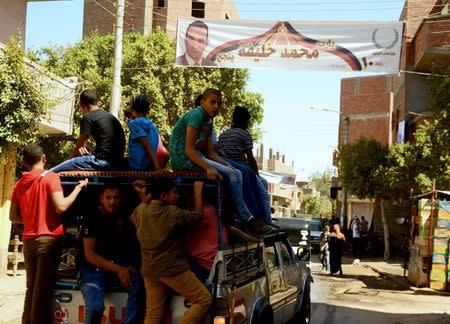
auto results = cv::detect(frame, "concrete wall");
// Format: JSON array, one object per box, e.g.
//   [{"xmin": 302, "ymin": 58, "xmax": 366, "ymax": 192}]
[{"xmin": 0, "ymin": 0, "xmax": 27, "ymax": 44}]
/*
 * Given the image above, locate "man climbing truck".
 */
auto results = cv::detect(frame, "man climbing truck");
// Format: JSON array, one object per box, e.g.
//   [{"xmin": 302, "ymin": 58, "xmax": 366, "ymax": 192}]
[{"xmin": 51, "ymin": 170, "xmax": 312, "ymax": 324}]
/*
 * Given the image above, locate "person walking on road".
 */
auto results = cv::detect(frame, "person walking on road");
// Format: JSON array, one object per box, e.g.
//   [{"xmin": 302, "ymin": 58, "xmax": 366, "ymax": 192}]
[
  {"xmin": 352, "ymin": 217, "xmax": 362, "ymax": 259},
  {"xmin": 329, "ymin": 224, "xmax": 346, "ymax": 275},
  {"xmin": 319, "ymin": 225, "xmax": 331, "ymax": 272}
]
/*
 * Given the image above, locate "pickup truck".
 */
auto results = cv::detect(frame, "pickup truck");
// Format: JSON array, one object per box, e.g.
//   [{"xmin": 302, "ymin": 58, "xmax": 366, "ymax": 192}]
[{"xmin": 51, "ymin": 171, "xmax": 312, "ymax": 324}]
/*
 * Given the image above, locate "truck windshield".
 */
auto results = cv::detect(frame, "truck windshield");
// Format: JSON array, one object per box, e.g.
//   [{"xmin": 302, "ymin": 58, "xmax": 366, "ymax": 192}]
[{"xmin": 309, "ymin": 222, "xmax": 322, "ymax": 232}]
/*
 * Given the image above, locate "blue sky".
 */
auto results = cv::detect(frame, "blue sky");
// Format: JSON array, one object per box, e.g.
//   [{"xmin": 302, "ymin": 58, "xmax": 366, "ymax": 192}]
[{"xmin": 25, "ymin": 0, "xmax": 405, "ymax": 180}]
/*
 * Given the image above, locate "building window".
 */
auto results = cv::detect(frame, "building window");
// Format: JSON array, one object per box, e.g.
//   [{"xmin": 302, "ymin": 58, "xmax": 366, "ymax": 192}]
[
  {"xmin": 192, "ymin": 1, "xmax": 205, "ymax": 18},
  {"xmin": 225, "ymin": 13, "xmax": 230, "ymax": 19},
  {"xmin": 158, "ymin": 0, "xmax": 165, "ymax": 8}
]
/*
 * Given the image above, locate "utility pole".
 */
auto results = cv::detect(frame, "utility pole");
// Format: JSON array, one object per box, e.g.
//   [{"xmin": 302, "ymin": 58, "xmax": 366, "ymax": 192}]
[
  {"xmin": 110, "ymin": 0, "xmax": 125, "ymax": 118},
  {"xmin": 341, "ymin": 116, "xmax": 350, "ymax": 228},
  {"xmin": 310, "ymin": 106, "xmax": 350, "ymax": 228}
]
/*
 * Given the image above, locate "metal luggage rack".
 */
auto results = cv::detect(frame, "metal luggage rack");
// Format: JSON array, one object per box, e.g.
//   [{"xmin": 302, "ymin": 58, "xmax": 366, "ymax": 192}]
[
  {"xmin": 57, "ymin": 170, "xmax": 218, "ymax": 187},
  {"xmin": 221, "ymin": 242, "xmax": 265, "ymax": 285}
]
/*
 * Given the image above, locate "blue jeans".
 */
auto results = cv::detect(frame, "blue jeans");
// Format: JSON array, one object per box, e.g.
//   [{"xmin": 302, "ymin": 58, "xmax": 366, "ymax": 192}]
[
  {"xmin": 222, "ymin": 158, "xmax": 272, "ymax": 225},
  {"xmin": 49, "ymin": 154, "xmax": 111, "ymax": 173},
  {"xmin": 182, "ymin": 156, "xmax": 253, "ymax": 222},
  {"xmin": 321, "ymin": 250, "xmax": 330, "ymax": 271},
  {"xmin": 80, "ymin": 265, "xmax": 145, "ymax": 324}
]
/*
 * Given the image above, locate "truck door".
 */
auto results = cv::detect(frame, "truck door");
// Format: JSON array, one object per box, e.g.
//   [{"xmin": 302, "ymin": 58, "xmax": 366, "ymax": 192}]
[
  {"xmin": 276, "ymin": 239, "xmax": 301, "ymax": 321},
  {"xmin": 264, "ymin": 242, "xmax": 285, "ymax": 323}
]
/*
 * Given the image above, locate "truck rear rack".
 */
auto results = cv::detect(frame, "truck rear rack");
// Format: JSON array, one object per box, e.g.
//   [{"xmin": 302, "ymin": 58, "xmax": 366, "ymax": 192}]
[
  {"xmin": 220, "ymin": 242, "xmax": 265, "ymax": 285},
  {"xmin": 57, "ymin": 170, "xmax": 215, "ymax": 184}
]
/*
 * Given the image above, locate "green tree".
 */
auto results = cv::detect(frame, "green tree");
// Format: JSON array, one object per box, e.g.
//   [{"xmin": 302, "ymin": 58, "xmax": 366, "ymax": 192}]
[
  {"xmin": 383, "ymin": 72, "xmax": 450, "ymax": 197},
  {"xmin": 301, "ymin": 195, "xmax": 322, "ymax": 215},
  {"xmin": 309, "ymin": 168, "xmax": 334, "ymax": 197},
  {"xmin": 0, "ymin": 38, "xmax": 51, "ymax": 156},
  {"xmin": 32, "ymin": 30, "xmax": 264, "ymax": 164},
  {"xmin": 306, "ymin": 168, "xmax": 334, "ymax": 218},
  {"xmin": 0, "ymin": 38, "xmax": 51, "ymax": 275},
  {"xmin": 340, "ymin": 138, "xmax": 392, "ymax": 259},
  {"xmin": 300, "ymin": 194, "xmax": 332, "ymax": 217}
]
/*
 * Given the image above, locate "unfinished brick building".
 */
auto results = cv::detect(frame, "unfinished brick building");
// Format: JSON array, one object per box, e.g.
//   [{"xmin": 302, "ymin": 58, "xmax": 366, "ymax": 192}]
[{"xmin": 83, "ymin": 0, "xmax": 239, "ymax": 38}]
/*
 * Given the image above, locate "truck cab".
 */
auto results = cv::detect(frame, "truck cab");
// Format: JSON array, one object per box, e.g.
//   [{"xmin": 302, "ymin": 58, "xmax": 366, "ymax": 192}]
[{"xmin": 51, "ymin": 171, "xmax": 312, "ymax": 324}]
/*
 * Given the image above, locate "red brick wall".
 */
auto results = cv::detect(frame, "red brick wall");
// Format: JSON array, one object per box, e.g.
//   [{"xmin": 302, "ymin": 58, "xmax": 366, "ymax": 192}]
[
  {"xmin": 428, "ymin": 19, "xmax": 450, "ymax": 48},
  {"xmin": 403, "ymin": 0, "xmax": 436, "ymax": 39},
  {"xmin": 340, "ymin": 76, "xmax": 393, "ymax": 145}
]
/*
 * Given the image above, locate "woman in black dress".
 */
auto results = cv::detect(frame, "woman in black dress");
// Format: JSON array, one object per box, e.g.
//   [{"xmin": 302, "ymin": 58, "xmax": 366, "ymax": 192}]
[{"xmin": 329, "ymin": 224, "xmax": 346, "ymax": 275}]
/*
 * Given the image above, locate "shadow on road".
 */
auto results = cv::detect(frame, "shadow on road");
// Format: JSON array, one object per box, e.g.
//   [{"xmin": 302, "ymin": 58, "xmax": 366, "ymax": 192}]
[
  {"xmin": 312, "ymin": 302, "xmax": 450, "ymax": 324},
  {"xmin": 313, "ymin": 272, "xmax": 411, "ymax": 291}
]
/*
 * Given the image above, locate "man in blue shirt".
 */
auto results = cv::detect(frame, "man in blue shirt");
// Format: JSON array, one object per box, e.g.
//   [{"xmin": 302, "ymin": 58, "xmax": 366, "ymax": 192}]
[{"xmin": 127, "ymin": 95, "xmax": 161, "ymax": 171}]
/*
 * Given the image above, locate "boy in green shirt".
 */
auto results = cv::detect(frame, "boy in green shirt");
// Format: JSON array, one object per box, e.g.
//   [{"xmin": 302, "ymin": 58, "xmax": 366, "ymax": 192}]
[{"xmin": 169, "ymin": 88, "xmax": 276, "ymax": 238}]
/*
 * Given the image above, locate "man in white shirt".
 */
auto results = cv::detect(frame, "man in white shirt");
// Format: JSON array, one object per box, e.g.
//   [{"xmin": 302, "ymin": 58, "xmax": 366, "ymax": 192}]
[
  {"xmin": 352, "ymin": 217, "xmax": 362, "ymax": 259},
  {"xmin": 176, "ymin": 20, "xmax": 216, "ymax": 67}
]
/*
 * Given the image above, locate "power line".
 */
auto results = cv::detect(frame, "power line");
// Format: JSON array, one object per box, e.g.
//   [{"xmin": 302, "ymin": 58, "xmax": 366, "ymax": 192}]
[{"xmin": 91, "ymin": 0, "xmax": 133, "ymax": 27}]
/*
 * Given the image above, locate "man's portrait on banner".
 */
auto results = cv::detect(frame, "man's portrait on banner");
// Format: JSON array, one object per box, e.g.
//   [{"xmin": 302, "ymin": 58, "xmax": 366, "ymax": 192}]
[{"xmin": 176, "ymin": 20, "xmax": 216, "ymax": 67}]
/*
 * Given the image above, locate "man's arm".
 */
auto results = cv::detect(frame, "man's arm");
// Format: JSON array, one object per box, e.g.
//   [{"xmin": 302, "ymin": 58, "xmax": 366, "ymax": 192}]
[
  {"xmin": 68, "ymin": 134, "xmax": 89, "ymax": 158},
  {"xmin": 245, "ymin": 148, "xmax": 259, "ymax": 175},
  {"xmin": 206, "ymin": 137, "xmax": 232, "ymax": 168},
  {"xmin": 193, "ymin": 181, "xmax": 204, "ymax": 215},
  {"xmin": 136, "ymin": 137, "xmax": 161, "ymax": 170},
  {"xmin": 185, "ymin": 126, "xmax": 221, "ymax": 180},
  {"xmin": 132, "ymin": 180, "xmax": 152, "ymax": 203},
  {"xmin": 173, "ymin": 181, "xmax": 204, "ymax": 227},
  {"xmin": 83, "ymin": 237, "xmax": 132, "ymax": 289},
  {"xmin": 50, "ymin": 179, "xmax": 88, "ymax": 214},
  {"xmin": 9, "ymin": 203, "xmax": 22, "ymax": 224}
]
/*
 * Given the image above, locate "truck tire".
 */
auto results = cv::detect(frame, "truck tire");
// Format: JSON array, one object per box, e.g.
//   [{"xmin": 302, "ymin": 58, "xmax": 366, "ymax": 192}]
[
  {"xmin": 299, "ymin": 291, "xmax": 311, "ymax": 324},
  {"xmin": 250, "ymin": 299, "xmax": 273, "ymax": 324},
  {"xmin": 255, "ymin": 306, "xmax": 274, "ymax": 324}
]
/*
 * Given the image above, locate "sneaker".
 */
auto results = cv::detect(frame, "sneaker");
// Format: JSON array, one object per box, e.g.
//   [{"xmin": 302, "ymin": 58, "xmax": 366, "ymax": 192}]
[
  {"xmin": 244, "ymin": 218, "xmax": 279, "ymax": 237},
  {"xmin": 229, "ymin": 226, "xmax": 262, "ymax": 243}
]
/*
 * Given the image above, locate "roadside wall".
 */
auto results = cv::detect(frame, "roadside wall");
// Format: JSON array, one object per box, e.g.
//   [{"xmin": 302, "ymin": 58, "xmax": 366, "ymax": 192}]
[{"xmin": 0, "ymin": 148, "xmax": 17, "ymax": 276}]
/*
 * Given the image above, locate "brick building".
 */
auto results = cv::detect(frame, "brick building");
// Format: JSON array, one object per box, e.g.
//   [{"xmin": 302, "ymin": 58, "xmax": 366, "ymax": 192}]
[
  {"xmin": 83, "ymin": 0, "xmax": 239, "ymax": 38},
  {"xmin": 336, "ymin": 0, "xmax": 450, "ymax": 252},
  {"xmin": 254, "ymin": 144, "xmax": 302, "ymax": 217},
  {"xmin": 340, "ymin": 74, "xmax": 394, "ymax": 146},
  {"xmin": 338, "ymin": 0, "xmax": 450, "ymax": 147}
]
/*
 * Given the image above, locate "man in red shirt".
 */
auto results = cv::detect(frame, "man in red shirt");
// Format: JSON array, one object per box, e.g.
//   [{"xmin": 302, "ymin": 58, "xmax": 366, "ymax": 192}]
[{"xmin": 9, "ymin": 144, "xmax": 88, "ymax": 324}]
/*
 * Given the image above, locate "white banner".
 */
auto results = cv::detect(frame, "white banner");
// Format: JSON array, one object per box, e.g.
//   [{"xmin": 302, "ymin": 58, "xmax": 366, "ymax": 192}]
[
  {"xmin": 260, "ymin": 170, "xmax": 296, "ymax": 186},
  {"xmin": 175, "ymin": 19, "xmax": 403, "ymax": 73}
]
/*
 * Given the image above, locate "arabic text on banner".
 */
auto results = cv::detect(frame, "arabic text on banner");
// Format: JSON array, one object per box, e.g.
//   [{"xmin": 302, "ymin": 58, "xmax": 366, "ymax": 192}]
[{"xmin": 175, "ymin": 19, "xmax": 404, "ymax": 73}]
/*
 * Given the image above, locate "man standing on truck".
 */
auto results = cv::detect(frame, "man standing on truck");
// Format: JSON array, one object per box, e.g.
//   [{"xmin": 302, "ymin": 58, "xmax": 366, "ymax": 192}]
[
  {"xmin": 9, "ymin": 143, "xmax": 88, "ymax": 324},
  {"xmin": 80, "ymin": 183, "xmax": 145, "ymax": 324},
  {"xmin": 131, "ymin": 179, "xmax": 212, "ymax": 324}
]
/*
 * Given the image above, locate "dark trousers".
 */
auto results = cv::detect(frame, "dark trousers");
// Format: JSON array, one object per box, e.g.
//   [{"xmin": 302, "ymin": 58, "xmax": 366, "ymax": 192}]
[
  {"xmin": 23, "ymin": 235, "xmax": 63, "ymax": 324},
  {"xmin": 353, "ymin": 237, "xmax": 362, "ymax": 259}
]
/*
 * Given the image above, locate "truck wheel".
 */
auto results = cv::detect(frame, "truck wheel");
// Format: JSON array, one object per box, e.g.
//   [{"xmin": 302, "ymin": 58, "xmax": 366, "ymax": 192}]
[
  {"xmin": 299, "ymin": 292, "xmax": 311, "ymax": 324},
  {"xmin": 259, "ymin": 306, "xmax": 274, "ymax": 324},
  {"xmin": 251, "ymin": 305, "xmax": 273, "ymax": 324}
]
